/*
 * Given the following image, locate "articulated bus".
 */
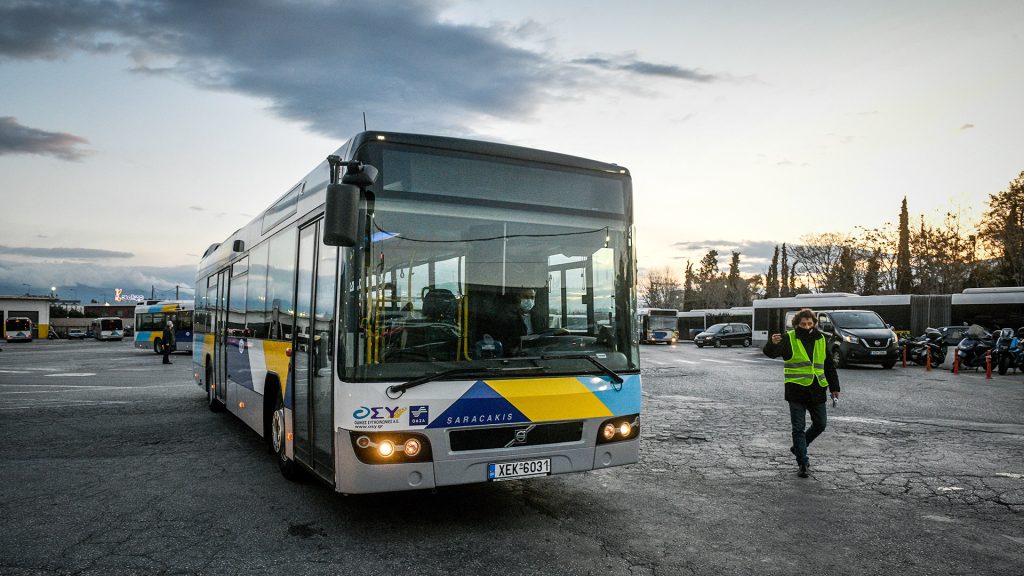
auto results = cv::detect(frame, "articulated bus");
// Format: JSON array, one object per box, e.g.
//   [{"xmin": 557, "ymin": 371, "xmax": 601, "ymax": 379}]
[
  {"xmin": 752, "ymin": 288, "xmax": 1024, "ymax": 342},
  {"xmin": 677, "ymin": 307, "xmax": 753, "ymax": 341},
  {"xmin": 4, "ymin": 317, "xmax": 33, "ymax": 342},
  {"xmin": 90, "ymin": 317, "xmax": 124, "ymax": 341},
  {"xmin": 194, "ymin": 132, "xmax": 641, "ymax": 494},
  {"xmin": 638, "ymin": 308, "xmax": 678, "ymax": 344},
  {"xmin": 134, "ymin": 300, "xmax": 195, "ymax": 353}
]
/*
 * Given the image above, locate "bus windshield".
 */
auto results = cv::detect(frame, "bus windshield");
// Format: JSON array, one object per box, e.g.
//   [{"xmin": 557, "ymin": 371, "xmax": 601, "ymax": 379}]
[
  {"xmin": 830, "ymin": 311, "xmax": 886, "ymax": 329},
  {"xmin": 342, "ymin": 145, "xmax": 636, "ymax": 382},
  {"xmin": 648, "ymin": 315, "xmax": 676, "ymax": 331},
  {"xmin": 100, "ymin": 318, "xmax": 122, "ymax": 331},
  {"xmin": 6, "ymin": 318, "xmax": 30, "ymax": 331}
]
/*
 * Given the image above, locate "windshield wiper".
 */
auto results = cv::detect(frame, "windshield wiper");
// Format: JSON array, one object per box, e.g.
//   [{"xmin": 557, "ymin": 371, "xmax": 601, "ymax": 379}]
[
  {"xmin": 540, "ymin": 353, "xmax": 624, "ymax": 386},
  {"xmin": 387, "ymin": 366, "xmax": 545, "ymax": 397}
]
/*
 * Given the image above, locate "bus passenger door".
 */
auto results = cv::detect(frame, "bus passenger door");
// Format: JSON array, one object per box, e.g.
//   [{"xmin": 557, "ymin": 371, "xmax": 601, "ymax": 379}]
[
  {"xmin": 292, "ymin": 220, "xmax": 337, "ymax": 481},
  {"xmin": 291, "ymin": 224, "xmax": 316, "ymax": 473},
  {"xmin": 213, "ymin": 268, "xmax": 229, "ymax": 404}
]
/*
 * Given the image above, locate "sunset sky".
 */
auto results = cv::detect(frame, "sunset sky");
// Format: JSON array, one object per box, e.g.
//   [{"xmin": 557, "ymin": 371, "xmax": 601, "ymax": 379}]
[{"xmin": 1, "ymin": 0, "xmax": 1021, "ymax": 300}]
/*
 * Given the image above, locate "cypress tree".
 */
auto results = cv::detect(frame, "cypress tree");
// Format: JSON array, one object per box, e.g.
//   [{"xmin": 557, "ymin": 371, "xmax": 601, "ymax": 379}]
[{"xmin": 896, "ymin": 197, "xmax": 912, "ymax": 293}]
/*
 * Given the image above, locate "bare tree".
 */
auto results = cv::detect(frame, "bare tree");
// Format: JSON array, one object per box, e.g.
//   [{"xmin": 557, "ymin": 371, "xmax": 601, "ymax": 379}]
[
  {"xmin": 640, "ymin": 267, "xmax": 681, "ymax": 309},
  {"xmin": 791, "ymin": 232, "xmax": 851, "ymax": 291}
]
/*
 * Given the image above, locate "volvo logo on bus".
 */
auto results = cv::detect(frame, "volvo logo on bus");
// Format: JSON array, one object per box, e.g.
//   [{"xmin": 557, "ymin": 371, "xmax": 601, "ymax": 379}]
[{"xmin": 506, "ymin": 425, "xmax": 536, "ymax": 448}]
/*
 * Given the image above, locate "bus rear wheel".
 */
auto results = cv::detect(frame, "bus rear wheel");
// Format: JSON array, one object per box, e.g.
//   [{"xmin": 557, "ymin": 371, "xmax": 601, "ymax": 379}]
[
  {"xmin": 153, "ymin": 338, "xmax": 162, "ymax": 354},
  {"xmin": 273, "ymin": 395, "xmax": 301, "ymax": 481}
]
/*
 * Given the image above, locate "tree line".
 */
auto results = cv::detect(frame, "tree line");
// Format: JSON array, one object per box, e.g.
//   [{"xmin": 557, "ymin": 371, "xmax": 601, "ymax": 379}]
[{"xmin": 642, "ymin": 170, "xmax": 1024, "ymax": 309}]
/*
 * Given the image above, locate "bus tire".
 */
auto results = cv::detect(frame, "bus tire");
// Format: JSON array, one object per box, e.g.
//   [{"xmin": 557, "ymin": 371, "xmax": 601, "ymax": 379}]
[
  {"xmin": 273, "ymin": 394, "xmax": 301, "ymax": 481},
  {"xmin": 263, "ymin": 376, "xmax": 280, "ymax": 454},
  {"xmin": 206, "ymin": 363, "xmax": 224, "ymax": 413},
  {"xmin": 153, "ymin": 338, "xmax": 162, "ymax": 355}
]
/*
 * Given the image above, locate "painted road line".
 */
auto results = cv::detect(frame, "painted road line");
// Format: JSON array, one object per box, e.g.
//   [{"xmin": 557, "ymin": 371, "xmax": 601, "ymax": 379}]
[
  {"xmin": 0, "ymin": 400, "xmax": 133, "ymax": 411},
  {"xmin": 734, "ymin": 359, "xmax": 763, "ymax": 363},
  {"xmin": 700, "ymin": 358, "xmax": 732, "ymax": 364},
  {"xmin": 45, "ymin": 373, "xmax": 98, "ymax": 377}
]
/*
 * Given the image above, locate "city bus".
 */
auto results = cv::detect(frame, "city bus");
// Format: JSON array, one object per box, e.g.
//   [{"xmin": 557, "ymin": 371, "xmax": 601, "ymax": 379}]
[
  {"xmin": 4, "ymin": 317, "xmax": 33, "ymax": 342},
  {"xmin": 90, "ymin": 317, "xmax": 124, "ymax": 341},
  {"xmin": 194, "ymin": 131, "xmax": 641, "ymax": 494},
  {"xmin": 638, "ymin": 308, "xmax": 678, "ymax": 344},
  {"xmin": 134, "ymin": 300, "xmax": 195, "ymax": 353}
]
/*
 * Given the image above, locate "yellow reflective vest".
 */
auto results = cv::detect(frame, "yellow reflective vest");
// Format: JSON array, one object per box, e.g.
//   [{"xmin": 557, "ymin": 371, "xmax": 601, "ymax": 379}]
[{"xmin": 784, "ymin": 330, "xmax": 829, "ymax": 388}]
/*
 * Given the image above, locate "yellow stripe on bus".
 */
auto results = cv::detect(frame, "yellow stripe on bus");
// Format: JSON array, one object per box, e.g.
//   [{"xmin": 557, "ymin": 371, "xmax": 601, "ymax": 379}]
[
  {"xmin": 262, "ymin": 340, "xmax": 291, "ymax": 398},
  {"xmin": 484, "ymin": 377, "xmax": 613, "ymax": 422}
]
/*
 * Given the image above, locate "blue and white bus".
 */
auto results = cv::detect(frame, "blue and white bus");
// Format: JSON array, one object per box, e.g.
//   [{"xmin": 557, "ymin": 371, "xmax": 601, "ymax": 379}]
[
  {"xmin": 90, "ymin": 317, "xmax": 124, "ymax": 341},
  {"xmin": 4, "ymin": 317, "xmax": 33, "ymax": 342},
  {"xmin": 194, "ymin": 131, "xmax": 641, "ymax": 494},
  {"xmin": 134, "ymin": 301, "xmax": 195, "ymax": 353},
  {"xmin": 638, "ymin": 308, "xmax": 678, "ymax": 344}
]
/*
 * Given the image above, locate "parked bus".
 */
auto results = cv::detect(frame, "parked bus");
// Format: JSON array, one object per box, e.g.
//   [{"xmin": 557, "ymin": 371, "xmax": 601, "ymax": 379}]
[
  {"xmin": 752, "ymin": 288, "xmax": 1024, "ymax": 343},
  {"xmin": 4, "ymin": 317, "xmax": 33, "ymax": 342},
  {"xmin": 90, "ymin": 317, "xmax": 124, "ymax": 341},
  {"xmin": 194, "ymin": 131, "xmax": 641, "ymax": 494},
  {"xmin": 638, "ymin": 308, "xmax": 678, "ymax": 344},
  {"xmin": 134, "ymin": 300, "xmax": 195, "ymax": 353}
]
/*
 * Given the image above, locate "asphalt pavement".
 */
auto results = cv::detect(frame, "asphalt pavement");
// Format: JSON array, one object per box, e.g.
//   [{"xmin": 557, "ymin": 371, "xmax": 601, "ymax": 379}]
[{"xmin": 0, "ymin": 339, "xmax": 1022, "ymax": 575}]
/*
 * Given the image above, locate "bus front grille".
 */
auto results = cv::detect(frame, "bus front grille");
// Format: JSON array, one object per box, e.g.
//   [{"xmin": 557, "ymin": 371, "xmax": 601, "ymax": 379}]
[{"xmin": 448, "ymin": 421, "xmax": 584, "ymax": 452}]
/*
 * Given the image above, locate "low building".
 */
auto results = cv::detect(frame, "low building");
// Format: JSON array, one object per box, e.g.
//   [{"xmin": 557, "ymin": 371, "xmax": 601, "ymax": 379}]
[{"xmin": 1, "ymin": 296, "xmax": 55, "ymax": 339}]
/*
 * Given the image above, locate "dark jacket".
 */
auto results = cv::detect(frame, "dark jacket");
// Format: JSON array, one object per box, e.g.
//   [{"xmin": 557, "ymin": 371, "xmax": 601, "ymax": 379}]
[
  {"xmin": 163, "ymin": 325, "xmax": 176, "ymax": 348},
  {"xmin": 488, "ymin": 301, "xmax": 548, "ymax": 357},
  {"xmin": 763, "ymin": 328, "xmax": 840, "ymax": 404}
]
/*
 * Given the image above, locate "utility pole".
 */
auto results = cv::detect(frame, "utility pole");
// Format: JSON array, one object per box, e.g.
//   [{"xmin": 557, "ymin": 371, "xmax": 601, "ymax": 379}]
[
  {"xmin": 151, "ymin": 285, "xmax": 155, "ymax": 299},
  {"xmin": 175, "ymin": 285, "xmax": 179, "ymax": 300}
]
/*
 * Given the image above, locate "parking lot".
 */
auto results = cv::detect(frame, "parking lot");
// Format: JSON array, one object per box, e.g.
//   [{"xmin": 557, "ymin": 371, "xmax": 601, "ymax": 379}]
[{"xmin": 1, "ymin": 339, "xmax": 1022, "ymax": 575}]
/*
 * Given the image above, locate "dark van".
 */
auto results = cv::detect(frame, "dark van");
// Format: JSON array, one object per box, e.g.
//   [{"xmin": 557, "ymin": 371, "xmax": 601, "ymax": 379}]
[
  {"xmin": 694, "ymin": 323, "xmax": 752, "ymax": 348},
  {"xmin": 814, "ymin": 310, "xmax": 899, "ymax": 369}
]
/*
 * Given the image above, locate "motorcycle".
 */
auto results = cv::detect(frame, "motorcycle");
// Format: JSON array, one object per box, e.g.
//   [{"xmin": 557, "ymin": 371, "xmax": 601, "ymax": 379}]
[
  {"xmin": 953, "ymin": 324, "xmax": 995, "ymax": 371},
  {"xmin": 900, "ymin": 327, "xmax": 947, "ymax": 366},
  {"xmin": 994, "ymin": 327, "xmax": 1024, "ymax": 375}
]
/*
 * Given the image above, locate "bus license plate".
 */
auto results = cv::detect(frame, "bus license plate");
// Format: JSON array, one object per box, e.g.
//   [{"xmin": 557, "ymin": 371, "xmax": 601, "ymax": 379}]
[{"xmin": 488, "ymin": 458, "xmax": 551, "ymax": 481}]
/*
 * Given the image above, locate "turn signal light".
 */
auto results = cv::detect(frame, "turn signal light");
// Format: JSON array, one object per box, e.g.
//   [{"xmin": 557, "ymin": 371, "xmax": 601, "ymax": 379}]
[
  {"xmin": 377, "ymin": 440, "xmax": 395, "ymax": 458},
  {"xmin": 597, "ymin": 415, "xmax": 640, "ymax": 444}
]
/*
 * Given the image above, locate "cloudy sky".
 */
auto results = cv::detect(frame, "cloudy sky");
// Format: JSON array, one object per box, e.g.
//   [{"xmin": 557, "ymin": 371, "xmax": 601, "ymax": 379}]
[{"xmin": 1, "ymin": 0, "xmax": 1022, "ymax": 299}]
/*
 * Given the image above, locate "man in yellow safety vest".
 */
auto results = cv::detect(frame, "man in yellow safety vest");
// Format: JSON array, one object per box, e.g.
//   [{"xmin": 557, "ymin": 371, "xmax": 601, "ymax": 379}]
[{"xmin": 763, "ymin": 308, "xmax": 840, "ymax": 478}]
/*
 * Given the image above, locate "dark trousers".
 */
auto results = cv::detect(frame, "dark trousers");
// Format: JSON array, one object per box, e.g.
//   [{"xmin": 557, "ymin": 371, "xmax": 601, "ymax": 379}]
[
  {"xmin": 789, "ymin": 400, "xmax": 827, "ymax": 466},
  {"xmin": 162, "ymin": 345, "xmax": 172, "ymax": 364}
]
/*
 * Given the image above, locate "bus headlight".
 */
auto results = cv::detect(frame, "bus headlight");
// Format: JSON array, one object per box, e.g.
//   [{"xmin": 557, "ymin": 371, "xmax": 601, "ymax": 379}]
[
  {"xmin": 597, "ymin": 415, "xmax": 639, "ymax": 444},
  {"xmin": 350, "ymin": 432, "xmax": 432, "ymax": 464}
]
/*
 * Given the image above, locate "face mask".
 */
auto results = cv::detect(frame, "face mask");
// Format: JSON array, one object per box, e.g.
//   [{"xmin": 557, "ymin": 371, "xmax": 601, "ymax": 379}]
[
  {"xmin": 519, "ymin": 298, "xmax": 535, "ymax": 313},
  {"xmin": 796, "ymin": 326, "xmax": 813, "ymax": 337}
]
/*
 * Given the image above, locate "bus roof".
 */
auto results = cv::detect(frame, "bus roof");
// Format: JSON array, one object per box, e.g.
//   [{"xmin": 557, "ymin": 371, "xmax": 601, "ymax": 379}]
[{"xmin": 134, "ymin": 300, "xmax": 193, "ymax": 314}]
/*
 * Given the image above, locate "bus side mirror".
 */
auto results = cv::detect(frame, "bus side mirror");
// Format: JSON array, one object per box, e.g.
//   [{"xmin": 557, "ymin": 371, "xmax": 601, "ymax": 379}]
[{"xmin": 323, "ymin": 183, "xmax": 361, "ymax": 247}]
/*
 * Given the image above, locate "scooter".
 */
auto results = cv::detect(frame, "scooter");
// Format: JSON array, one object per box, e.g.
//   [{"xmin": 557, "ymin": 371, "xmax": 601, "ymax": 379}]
[
  {"xmin": 901, "ymin": 328, "xmax": 947, "ymax": 366},
  {"xmin": 994, "ymin": 327, "xmax": 1024, "ymax": 375},
  {"xmin": 953, "ymin": 324, "xmax": 994, "ymax": 371}
]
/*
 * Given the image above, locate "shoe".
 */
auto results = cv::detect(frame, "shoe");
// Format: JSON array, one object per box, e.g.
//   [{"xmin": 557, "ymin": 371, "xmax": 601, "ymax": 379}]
[
  {"xmin": 798, "ymin": 464, "xmax": 809, "ymax": 478},
  {"xmin": 163, "ymin": 361, "xmax": 172, "ymax": 364}
]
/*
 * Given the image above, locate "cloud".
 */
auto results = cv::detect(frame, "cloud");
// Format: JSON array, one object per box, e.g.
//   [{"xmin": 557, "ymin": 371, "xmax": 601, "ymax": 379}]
[
  {"xmin": 0, "ymin": 260, "xmax": 195, "ymax": 301},
  {"xmin": 960, "ymin": 123, "xmax": 975, "ymax": 131},
  {"xmin": 188, "ymin": 206, "xmax": 203, "ymax": 211},
  {"xmin": 0, "ymin": 1, "xmax": 722, "ymax": 137},
  {"xmin": 672, "ymin": 239, "xmax": 781, "ymax": 263},
  {"xmin": 0, "ymin": 116, "xmax": 90, "ymax": 160},
  {"xmin": 0, "ymin": 245, "xmax": 133, "ymax": 259},
  {"xmin": 571, "ymin": 55, "xmax": 718, "ymax": 82}
]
